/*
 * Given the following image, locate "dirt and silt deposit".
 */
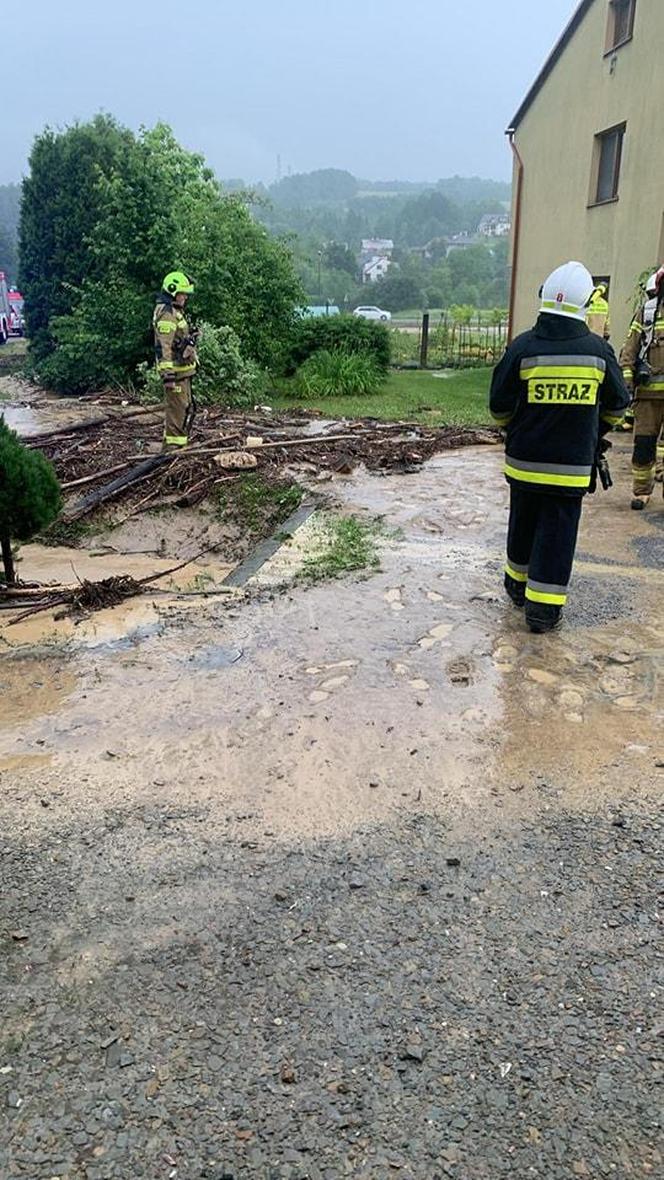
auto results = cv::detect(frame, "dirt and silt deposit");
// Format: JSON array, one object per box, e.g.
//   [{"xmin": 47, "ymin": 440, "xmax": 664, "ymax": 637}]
[{"xmin": 0, "ymin": 379, "xmax": 662, "ymax": 1178}]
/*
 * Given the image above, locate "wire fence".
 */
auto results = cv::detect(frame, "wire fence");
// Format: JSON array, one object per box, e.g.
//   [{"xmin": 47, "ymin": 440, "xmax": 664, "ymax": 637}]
[{"xmin": 391, "ymin": 314, "xmax": 508, "ymax": 370}]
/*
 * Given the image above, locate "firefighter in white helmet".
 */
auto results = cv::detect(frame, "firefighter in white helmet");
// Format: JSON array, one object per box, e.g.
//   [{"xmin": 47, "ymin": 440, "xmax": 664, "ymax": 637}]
[{"xmin": 490, "ymin": 262, "xmax": 630, "ymax": 633}]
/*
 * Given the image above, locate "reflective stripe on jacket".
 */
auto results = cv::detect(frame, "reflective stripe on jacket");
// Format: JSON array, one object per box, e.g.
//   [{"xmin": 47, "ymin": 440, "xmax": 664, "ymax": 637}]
[
  {"xmin": 153, "ymin": 294, "xmax": 197, "ymax": 380},
  {"xmin": 489, "ymin": 314, "xmax": 630, "ymax": 496},
  {"xmin": 618, "ymin": 297, "xmax": 664, "ymax": 400}
]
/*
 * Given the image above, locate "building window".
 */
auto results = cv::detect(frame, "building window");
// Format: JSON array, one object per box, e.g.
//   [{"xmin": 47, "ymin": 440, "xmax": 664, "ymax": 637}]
[
  {"xmin": 592, "ymin": 124, "xmax": 625, "ymax": 204},
  {"xmin": 606, "ymin": 0, "xmax": 636, "ymax": 52}
]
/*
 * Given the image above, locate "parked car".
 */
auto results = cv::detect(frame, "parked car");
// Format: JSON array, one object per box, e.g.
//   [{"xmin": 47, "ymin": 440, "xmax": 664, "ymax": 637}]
[{"xmin": 353, "ymin": 305, "xmax": 392, "ymax": 322}]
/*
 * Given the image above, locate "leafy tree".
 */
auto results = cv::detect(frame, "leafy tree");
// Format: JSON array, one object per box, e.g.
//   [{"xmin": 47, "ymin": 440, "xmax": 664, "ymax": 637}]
[
  {"xmin": 19, "ymin": 115, "xmax": 136, "ymax": 360},
  {"xmin": 370, "ymin": 272, "xmax": 424, "ymax": 313},
  {"xmin": 0, "ymin": 420, "xmax": 61, "ymax": 583},
  {"xmin": 270, "ymin": 169, "xmax": 358, "ymax": 207},
  {"xmin": 285, "ymin": 314, "xmax": 390, "ymax": 376},
  {"xmin": 323, "ymin": 241, "xmax": 358, "ymax": 277},
  {"xmin": 20, "ymin": 119, "xmax": 303, "ymax": 390},
  {"xmin": 0, "ymin": 183, "xmax": 21, "ymax": 283},
  {"xmin": 0, "ymin": 222, "xmax": 17, "ymax": 284}
]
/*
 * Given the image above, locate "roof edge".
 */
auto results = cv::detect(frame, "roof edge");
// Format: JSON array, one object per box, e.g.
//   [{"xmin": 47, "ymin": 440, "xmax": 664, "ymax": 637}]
[{"xmin": 507, "ymin": 0, "xmax": 595, "ymax": 132}]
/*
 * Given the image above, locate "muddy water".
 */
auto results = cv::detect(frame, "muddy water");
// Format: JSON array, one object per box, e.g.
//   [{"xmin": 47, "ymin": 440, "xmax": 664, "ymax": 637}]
[
  {"xmin": 0, "ymin": 382, "xmax": 104, "ymax": 437},
  {"xmin": 0, "ymin": 441, "xmax": 661, "ymax": 840}
]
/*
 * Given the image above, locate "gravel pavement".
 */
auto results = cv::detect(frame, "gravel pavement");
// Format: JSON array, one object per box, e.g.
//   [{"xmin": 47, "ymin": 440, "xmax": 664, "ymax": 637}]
[{"xmin": 1, "ymin": 799, "xmax": 662, "ymax": 1179}]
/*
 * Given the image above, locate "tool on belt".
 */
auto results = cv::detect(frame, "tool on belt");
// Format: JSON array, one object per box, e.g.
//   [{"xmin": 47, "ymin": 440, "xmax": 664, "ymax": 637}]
[{"xmin": 590, "ymin": 437, "xmax": 613, "ymax": 493}]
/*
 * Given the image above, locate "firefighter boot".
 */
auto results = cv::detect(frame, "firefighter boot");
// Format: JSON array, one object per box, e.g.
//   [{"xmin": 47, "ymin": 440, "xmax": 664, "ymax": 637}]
[
  {"xmin": 504, "ymin": 572, "xmax": 525, "ymax": 608},
  {"xmin": 525, "ymin": 602, "xmax": 563, "ymax": 634}
]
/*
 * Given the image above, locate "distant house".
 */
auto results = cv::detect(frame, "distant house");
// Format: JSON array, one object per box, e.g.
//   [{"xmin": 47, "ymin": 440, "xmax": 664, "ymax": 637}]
[
  {"xmin": 360, "ymin": 238, "xmax": 394, "ymax": 262},
  {"xmin": 478, "ymin": 213, "xmax": 511, "ymax": 237},
  {"xmin": 508, "ymin": 0, "xmax": 663, "ymax": 345},
  {"xmin": 362, "ymin": 256, "xmax": 391, "ymax": 284}
]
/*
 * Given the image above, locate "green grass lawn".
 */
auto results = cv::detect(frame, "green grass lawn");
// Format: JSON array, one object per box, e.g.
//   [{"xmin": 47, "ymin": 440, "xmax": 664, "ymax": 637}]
[{"xmin": 271, "ymin": 368, "xmax": 492, "ymax": 426}]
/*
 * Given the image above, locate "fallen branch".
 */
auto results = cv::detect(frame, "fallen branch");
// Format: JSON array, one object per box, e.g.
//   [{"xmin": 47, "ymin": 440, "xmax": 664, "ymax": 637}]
[
  {"xmin": 64, "ymin": 455, "xmax": 172, "ymax": 521},
  {"xmin": 61, "ymin": 461, "xmax": 133, "ymax": 490}
]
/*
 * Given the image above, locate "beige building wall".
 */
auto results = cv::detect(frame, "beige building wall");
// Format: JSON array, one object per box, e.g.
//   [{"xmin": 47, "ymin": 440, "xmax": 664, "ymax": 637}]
[{"xmin": 511, "ymin": 0, "xmax": 664, "ymax": 349}]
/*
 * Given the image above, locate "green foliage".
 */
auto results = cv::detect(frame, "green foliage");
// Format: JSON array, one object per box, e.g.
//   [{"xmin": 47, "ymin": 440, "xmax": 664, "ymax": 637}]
[
  {"xmin": 216, "ymin": 473, "xmax": 302, "ymax": 533},
  {"xmin": 138, "ymin": 322, "xmax": 264, "ymax": 408},
  {"xmin": 20, "ymin": 118, "xmax": 303, "ymax": 390},
  {"xmin": 0, "ymin": 183, "xmax": 21, "ymax": 284},
  {"xmin": 19, "ymin": 115, "xmax": 137, "ymax": 360},
  {"xmin": 286, "ymin": 313, "xmax": 390, "ymax": 375},
  {"xmin": 323, "ymin": 240, "xmax": 358, "ymax": 276},
  {"xmin": 293, "ymin": 350, "xmax": 384, "ymax": 399},
  {"xmin": 271, "ymin": 368, "xmax": 492, "ymax": 428},
  {"xmin": 270, "ymin": 169, "xmax": 359, "ymax": 207},
  {"xmin": 370, "ymin": 272, "xmax": 424, "ymax": 313},
  {"xmin": 449, "ymin": 304, "xmax": 475, "ymax": 325},
  {"xmin": 0, "ymin": 420, "xmax": 61, "ymax": 577},
  {"xmin": 301, "ymin": 515, "xmax": 381, "ymax": 582}
]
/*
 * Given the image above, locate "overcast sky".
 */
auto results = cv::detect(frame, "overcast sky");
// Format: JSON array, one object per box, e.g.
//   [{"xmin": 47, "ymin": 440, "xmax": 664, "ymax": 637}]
[{"xmin": 5, "ymin": 0, "xmax": 579, "ymax": 186}]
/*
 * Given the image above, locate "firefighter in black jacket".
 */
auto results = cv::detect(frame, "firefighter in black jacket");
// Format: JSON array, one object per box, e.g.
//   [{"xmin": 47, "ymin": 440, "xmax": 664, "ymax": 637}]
[{"xmin": 490, "ymin": 261, "xmax": 630, "ymax": 634}]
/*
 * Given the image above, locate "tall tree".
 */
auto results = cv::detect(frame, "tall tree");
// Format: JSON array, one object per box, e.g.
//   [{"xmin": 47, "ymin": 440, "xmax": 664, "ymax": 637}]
[
  {"xmin": 21, "ymin": 119, "xmax": 303, "ymax": 391},
  {"xmin": 19, "ymin": 115, "xmax": 135, "ymax": 359}
]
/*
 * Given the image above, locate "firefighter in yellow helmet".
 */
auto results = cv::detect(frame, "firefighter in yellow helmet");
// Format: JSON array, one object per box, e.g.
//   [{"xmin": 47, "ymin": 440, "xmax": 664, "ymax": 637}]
[
  {"xmin": 153, "ymin": 271, "xmax": 197, "ymax": 450},
  {"xmin": 587, "ymin": 282, "xmax": 611, "ymax": 340}
]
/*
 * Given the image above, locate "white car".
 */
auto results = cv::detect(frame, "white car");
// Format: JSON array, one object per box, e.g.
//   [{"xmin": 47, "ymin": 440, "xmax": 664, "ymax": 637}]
[{"xmin": 353, "ymin": 305, "xmax": 392, "ymax": 322}]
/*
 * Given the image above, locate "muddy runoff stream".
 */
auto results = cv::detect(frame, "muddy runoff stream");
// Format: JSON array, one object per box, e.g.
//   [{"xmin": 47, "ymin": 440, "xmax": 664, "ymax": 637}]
[{"xmin": 1, "ymin": 439, "xmax": 661, "ymax": 841}]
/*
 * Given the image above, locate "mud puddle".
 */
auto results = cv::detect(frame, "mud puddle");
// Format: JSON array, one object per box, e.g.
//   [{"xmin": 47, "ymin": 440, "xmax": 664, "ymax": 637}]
[
  {"xmin": 0, "ymin": 385, "xmax": 104, "ymax": 437},
  {"xmin": 0, "ymin": 442, "xmax": 661, "ymax": 840}
]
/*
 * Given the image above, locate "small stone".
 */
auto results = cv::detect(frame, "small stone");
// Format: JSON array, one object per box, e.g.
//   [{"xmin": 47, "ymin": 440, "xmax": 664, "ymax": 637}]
[
  {"xmin": 320, "ymin": 676, "xmax": 349, "ymax": 691},
  {"xmin": 348, "ymin": 877, "xmax": 364, "ymax": 890},
  {"xmin": 274, "ymin": 890, "xmax": 288, "ymax": 902},
  {"xmin": 10, "ymin": 930, "xmax": 28, "ymax": 942},
  {"xmin": 446, "ymin": 856, "xmax": 461, "ymax": 868},
  {"xmin": 40, "ymin": 797, "xmax": 50, "ymax": 807},
  {"xmin": 6, "ymin": 1091, "xmax": 22, "ymax": 1108},
  {"xmin": 399, "ymin": 1042, "xmax": 425, "ymax": 1063},
  {"xmin": 308, "ymin": 690, "xmax": 329, "ymax": 704},
  {"xmin": 119, "ymin": 1052, "xmax": 134, "ymax": 1068},
  {"xmin": 280, "ymin": 1061, "xmax": 296, "ymax": 1084},
  {"xmin": 527, "ymin": 668, "xmax": 557, "ymax": 685}
]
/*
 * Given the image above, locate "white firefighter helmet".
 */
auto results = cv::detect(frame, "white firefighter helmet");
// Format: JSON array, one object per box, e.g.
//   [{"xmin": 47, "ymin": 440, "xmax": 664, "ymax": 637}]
[{"xmin": 540, "ymin": 261, "xmax": 594, "ymax": 321}]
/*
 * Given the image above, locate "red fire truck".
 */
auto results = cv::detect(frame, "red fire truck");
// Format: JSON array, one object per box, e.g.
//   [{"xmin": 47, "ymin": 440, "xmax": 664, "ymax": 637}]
[{"xmin": 0, "ymin": 272, "xmax": 24, "ymax": 341}]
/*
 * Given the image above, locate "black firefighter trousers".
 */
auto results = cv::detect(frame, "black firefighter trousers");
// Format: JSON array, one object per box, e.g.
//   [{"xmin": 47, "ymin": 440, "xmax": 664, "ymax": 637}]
[{"xmin": 504, "ymin": 484, "xmax": 583, "ymax": 625}]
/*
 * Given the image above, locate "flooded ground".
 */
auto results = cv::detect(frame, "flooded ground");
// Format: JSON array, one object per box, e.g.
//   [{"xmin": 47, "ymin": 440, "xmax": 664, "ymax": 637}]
[
  {"xmin": 1, "ymin": 426, "xmax": 662, "ymax": 1178},
  {"xmin": 1, "ymin": 439, "xmax": 661, "ymax": 840}
]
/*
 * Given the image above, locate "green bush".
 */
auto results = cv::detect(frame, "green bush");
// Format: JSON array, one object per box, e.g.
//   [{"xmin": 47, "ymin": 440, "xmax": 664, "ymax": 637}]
[
  {"xmin": 0, "ymin": 419, "xmax": 61, "ymax": 582},
  {"xmin": 292, "ymin": 350, "xmax": 384, "ymax": 399},
  {"xmin": 137, "ymin": 322, "xmax": 265, "ymax": 409},
  {"xmin": 21, "ymin": 119, "xmax": 303, "ymax": 391},
  {"xmin": 285, "ymin": 314, "xmax": 390, "ymax": 376}
]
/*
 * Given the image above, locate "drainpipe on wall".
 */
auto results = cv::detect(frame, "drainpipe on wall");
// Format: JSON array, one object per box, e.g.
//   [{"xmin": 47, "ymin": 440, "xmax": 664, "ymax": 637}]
[{"xmin": 506, "ymin": 128, "xmax": 524, "ymax": 344}]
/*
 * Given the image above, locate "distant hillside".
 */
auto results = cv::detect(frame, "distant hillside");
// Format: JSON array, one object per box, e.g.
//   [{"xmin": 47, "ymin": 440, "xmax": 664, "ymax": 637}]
[{"xmin": 258, "ymin": 169, "xmax": 511, "ymax": 210}]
